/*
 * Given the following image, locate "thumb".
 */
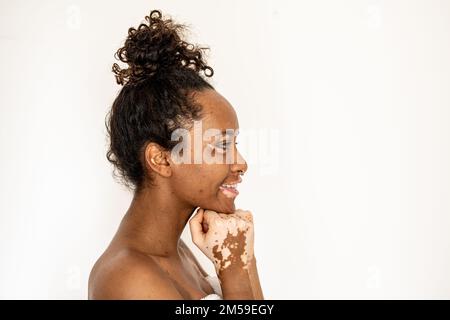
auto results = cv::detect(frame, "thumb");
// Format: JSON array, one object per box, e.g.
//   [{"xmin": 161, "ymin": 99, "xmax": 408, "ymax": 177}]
[{"xmin": 189, "ymin": 208, "xmax": 205, "ymax": 244}]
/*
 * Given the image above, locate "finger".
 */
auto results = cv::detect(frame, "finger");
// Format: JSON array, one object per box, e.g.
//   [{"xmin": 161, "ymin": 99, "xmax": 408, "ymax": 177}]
[
  {"xmin": 234, "ymin": 209, "xmax": 253, "ymax": 222},
  {"xmin": 189, "ymin": 208, "xmax": 205, "ymax": 243},
  {"xmin": 237, "ymin": 218, "xmax": 247, "ymax": 229},
  {"xmin": 203, "ymin": 209, "xmax": 219, "ymax": 224},
  {"xmin": 218, "ymin": 213, "xmax": 231, "ymax": 220},
  {"xmin": 202, "ymin": 220, "xmax": 209, "ymax": 233}
]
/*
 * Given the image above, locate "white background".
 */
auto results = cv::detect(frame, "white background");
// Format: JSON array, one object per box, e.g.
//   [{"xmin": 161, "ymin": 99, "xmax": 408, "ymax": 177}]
[{"xmin": 1, "ymin": 0, "xmax": 449, "ymax": 299}]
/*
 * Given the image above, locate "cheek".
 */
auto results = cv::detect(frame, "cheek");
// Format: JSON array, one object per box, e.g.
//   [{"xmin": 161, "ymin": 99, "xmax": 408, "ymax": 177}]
[
  {"xmin": 172, "ymin": 164, "xmax": 228, "ymax": 200},
  {"xmin": 171, "ymin": 166, "xmax": 198, "ymax": 194},
  {"xmin": 198, "ymin": 164, "xmax": 229, "ymax": 189}
]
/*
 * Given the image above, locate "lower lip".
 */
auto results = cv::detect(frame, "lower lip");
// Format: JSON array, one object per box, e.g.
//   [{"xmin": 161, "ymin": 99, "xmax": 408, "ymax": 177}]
[{"xmin": 219, "ymin": 186, "xmax": 239, "ymax": 198}]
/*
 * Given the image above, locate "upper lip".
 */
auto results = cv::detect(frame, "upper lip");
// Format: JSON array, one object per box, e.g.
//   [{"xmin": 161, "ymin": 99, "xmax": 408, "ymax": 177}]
[{"xmin": 221, "ymin": 176, "xmax": 243, "ymax": 185}]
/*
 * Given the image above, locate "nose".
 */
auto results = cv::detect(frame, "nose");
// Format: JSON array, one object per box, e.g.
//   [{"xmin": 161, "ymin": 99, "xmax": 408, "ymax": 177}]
[{"xmin": 231, "ymin": 149, "xmax": 248, "ymax": 175}]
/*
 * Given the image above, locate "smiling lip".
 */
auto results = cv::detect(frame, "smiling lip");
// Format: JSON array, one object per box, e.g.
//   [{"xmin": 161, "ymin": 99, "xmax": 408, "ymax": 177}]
[
  {"xmin": 222, "ymin": 176, "xmax": 243, "ymax": 185},
  {"xmin": 219, "ymin": 176, "xmax": 242, "ymax": 198},
  {"xmin": 219, "ymin": 185, "xmax": 239, "ymax": 198}
]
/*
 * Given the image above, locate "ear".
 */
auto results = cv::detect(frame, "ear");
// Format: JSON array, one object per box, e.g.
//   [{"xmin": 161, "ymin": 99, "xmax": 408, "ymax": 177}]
[{"xmin": 144, "ymin": 142, "xmax": 172, "ymax": 178}]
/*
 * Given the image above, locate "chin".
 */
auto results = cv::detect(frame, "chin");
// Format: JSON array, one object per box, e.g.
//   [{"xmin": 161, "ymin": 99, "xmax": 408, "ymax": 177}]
[{"xmin": 220, "ymin": 201, "xmax": 236, "ymax": 214}]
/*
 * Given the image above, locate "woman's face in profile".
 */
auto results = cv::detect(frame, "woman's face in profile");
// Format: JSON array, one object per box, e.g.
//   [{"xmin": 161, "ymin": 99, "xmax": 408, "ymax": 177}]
[{"xmin": 168, "ymin": 89, "xmax": 248, "ymax": 214}]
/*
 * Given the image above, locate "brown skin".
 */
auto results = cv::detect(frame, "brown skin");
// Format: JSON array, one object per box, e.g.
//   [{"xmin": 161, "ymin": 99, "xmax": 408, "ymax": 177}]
[{"xmin": 88, "ymin": 89, "xmax": 263, "ymax": 299}]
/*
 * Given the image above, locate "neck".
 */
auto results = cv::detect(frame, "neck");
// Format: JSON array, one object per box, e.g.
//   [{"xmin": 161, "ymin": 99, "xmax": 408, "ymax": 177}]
[{"xmin": 118, "ymin": 180, "xmax": 196, "ymax": 257}]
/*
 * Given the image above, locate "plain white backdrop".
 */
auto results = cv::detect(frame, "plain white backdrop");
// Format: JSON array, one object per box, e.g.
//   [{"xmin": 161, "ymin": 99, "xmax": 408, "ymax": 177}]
[{"xmin": 1, "ymin": 0, "xmax": 449, "ymax": 299}]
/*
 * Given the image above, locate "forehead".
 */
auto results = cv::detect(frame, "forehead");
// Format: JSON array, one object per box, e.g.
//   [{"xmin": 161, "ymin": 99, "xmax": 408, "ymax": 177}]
[{"xmin": 192, "ymin": 89, "xmax": 239, "ymax": 132}]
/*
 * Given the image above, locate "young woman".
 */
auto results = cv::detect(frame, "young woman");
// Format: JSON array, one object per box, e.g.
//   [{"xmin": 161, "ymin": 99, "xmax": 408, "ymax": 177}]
[{"xmin": 88, "ymin": 10, "xmax": 264, "ymax": 300}]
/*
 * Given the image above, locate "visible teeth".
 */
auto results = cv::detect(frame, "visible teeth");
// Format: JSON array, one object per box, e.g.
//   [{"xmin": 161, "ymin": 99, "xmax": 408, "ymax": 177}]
[{"xmin": 222, "ymin": 184, "xmax": 237, "ymax": 189}]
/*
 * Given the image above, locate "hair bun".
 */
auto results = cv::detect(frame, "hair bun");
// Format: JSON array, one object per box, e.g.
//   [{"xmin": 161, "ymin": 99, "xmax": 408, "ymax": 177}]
[{"xmin": 112, "ymin": 10, "xmax": 213, "ymax": 86}]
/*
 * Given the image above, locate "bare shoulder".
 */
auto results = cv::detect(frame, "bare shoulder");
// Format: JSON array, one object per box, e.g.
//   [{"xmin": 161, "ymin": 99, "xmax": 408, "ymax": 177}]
[{"xmin": 88, "ymin": 249, "xmax": 183, "ymax": 300}]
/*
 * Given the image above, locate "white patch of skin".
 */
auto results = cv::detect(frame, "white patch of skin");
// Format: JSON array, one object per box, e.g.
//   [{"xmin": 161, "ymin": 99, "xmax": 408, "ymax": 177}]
[
  {"xmin": 221, "ymin": 247, "xmax": 231, "ymax": 260},
  {"xmin": 198, "ymin": 209, "xmax": 254, "ymax": 273}
]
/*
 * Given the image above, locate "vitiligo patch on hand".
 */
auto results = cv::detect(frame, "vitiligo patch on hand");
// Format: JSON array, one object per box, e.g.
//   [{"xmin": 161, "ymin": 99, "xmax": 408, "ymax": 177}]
[
  {"xmin": 212, "ymin": 228, "xmax": 252, "ymax": 272},
  {"xmin": 197, "ymin": 209, "xmax": 255, "ymax": 272}
]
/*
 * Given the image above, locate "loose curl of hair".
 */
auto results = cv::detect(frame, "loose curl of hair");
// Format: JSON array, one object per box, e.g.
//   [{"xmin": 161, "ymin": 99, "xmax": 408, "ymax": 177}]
[{"xmin": 105, "ymin": 10, "xmax": 215, "ymax": 192}]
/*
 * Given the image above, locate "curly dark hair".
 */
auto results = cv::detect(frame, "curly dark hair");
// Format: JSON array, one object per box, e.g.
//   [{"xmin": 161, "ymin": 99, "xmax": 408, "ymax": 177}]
[{"xmin": 105, "ymin": 10, "xmax": 215, "ymax": 192}]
